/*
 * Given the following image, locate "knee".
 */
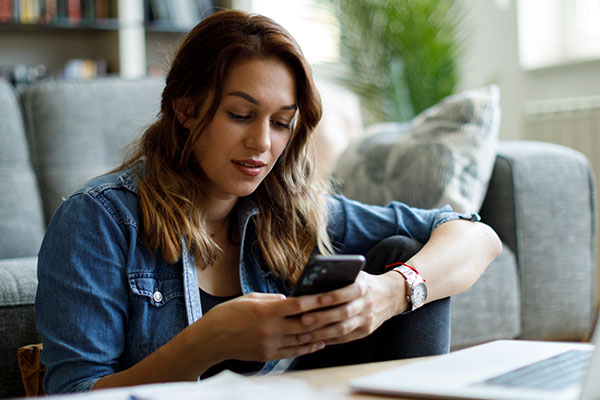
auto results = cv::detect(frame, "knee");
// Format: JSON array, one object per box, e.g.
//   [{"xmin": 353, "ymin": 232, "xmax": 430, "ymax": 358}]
[
  {"xmin": 373, "ymin": 235, "xmax": 423, "ymax": 256},
  {"xmin": 364, "ymin": 236, "xmax": 424, "ymax": 275}
]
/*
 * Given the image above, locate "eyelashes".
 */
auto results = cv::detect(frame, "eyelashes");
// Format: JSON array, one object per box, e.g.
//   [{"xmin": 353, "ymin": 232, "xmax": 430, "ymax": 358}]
[
  {"xmin": 274, "ymin": 120, "xmax": 291, "ymax": 130},
  {"xmin": 228, "ymin": 112, "xmax": 250, "ymax": 122},
  {"xmin": 227, "ymin": 112, "xmax": 291, "ymax": 130}
]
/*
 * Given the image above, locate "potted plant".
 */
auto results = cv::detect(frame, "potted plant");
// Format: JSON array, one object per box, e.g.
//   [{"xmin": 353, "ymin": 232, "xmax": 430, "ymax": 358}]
[{"xmin": 328, "ymin": 0, "xmax": 465, "ymax": 124}]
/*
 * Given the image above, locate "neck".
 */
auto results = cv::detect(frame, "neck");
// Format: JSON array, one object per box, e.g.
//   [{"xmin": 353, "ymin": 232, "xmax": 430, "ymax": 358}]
[
  {"xmin": 205, "ymin": 198, "xmax": 238, "ymax": 238},
  {"xmin": 208, "ymin": 218, "xmax": 228, "ymax": 238}
]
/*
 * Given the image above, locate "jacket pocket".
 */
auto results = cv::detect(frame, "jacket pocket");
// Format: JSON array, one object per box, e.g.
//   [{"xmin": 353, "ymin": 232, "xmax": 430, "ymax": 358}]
[{"xmin": 128, "ymin": 273, "xmax": 184, "ymax": 307}]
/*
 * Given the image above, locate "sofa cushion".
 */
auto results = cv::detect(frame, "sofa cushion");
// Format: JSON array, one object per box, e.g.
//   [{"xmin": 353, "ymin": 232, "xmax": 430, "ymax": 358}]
[
  {"xmin": 0, "ymin": 257, "xmax": 38, "ymax": 306},
  {"xmin": 0, "ymin": 79, "xmax": 45, "ymax": 258},
  {"xmin": 0, "ymin": 257, "xmax": 40, "ymax": 399},
  {"xmin": 333, "ymin": 85, "xmax": 500, "ymax": 213},
  {"xmin": 20, "ymin": 77, "xmax": 164, "ymax": 224}
]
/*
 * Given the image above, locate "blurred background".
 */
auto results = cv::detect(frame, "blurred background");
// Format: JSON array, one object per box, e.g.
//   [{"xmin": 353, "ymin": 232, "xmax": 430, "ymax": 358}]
[
  {"xmin": 238, "ymin": 0, "xmax": 600, "ymax": 207},
  {"xmin": 237, "ymin": 0, "xmax": 600, "ymax": 143},
  {"xmin": 2, "ymin": 0, "xmax": 599, "ymax": 145}
]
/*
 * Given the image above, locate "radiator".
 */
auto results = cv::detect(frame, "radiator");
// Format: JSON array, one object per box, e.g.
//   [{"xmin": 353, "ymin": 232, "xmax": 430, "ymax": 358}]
[{"xmin": 523, "ymin": 96, "xmax": 600, "ymax": 167}]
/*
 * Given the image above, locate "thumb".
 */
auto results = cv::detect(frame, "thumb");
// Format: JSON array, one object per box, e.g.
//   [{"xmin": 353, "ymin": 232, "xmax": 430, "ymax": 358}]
[{"xmin": 245, "ymin": 292, "xmax": 287, "ymax": 301}]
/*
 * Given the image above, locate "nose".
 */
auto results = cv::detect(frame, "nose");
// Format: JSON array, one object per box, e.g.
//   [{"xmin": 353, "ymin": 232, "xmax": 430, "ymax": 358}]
[{"xmin": 244, "ymin": 119, "xmax": 271, "ymax": 153}]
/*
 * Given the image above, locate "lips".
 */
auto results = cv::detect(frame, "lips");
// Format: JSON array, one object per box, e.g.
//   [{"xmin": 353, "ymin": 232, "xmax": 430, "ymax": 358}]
[
  {"xmin": 232, "ymin": 159, "xmax": 267, "ymax": 168},
  {"xmin": 232, "ymin": 159, "xmax": 267, "ymax": 176}
]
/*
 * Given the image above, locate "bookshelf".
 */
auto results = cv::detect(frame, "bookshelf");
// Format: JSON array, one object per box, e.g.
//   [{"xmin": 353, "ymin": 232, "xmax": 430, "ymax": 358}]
[{"xmin": 0, "ymin": 0, "xmax": 216, "ymax": 85}]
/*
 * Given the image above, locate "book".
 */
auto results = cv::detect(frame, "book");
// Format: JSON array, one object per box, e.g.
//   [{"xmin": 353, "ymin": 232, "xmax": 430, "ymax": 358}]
[
  {"xmin": 0, "ymin": 0, "xmax": 12, "ymax": 22},
  {"xmin": 67, "ymin": 0, "xmax": 80, "ymax": 24}
]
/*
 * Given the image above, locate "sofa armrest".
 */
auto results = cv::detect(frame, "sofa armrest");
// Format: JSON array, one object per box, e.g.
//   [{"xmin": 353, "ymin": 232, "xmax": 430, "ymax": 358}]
[
  {"xmin": 0, "ymin": 257, "xmax": 40, "ymax": 398},
  {"xmin": 479, "ymin": 141, "xmax": 596, "ymax": 341}
]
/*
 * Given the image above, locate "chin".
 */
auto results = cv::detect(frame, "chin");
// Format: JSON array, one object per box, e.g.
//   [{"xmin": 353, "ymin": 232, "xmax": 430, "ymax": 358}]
[
  {"xmin": 231, "ymin": 184, "xmax": 261, "ymax": 198},
  {"xmin": 224, "ymin": 174, "xmax": 269, "ymax": 198}
]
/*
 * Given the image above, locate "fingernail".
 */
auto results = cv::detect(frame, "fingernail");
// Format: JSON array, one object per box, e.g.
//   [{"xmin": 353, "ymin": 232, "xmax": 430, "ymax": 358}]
[
  {"xmin": 302, "ymin": 315, "xmax": 315, "ymax": 325},
  {"xmin": 316, "ymin": 341, "xmax": 325, "ymax": 350},
  {"xmin": 320, "ymin": 295, "xmax": 333, "ymax": 305}
]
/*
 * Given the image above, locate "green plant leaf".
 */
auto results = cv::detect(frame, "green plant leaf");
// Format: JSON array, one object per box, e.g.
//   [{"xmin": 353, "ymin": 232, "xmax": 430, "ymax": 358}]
[{"xmin": 327, "ymin": 0, "xmax": 465, "ymax": 124}]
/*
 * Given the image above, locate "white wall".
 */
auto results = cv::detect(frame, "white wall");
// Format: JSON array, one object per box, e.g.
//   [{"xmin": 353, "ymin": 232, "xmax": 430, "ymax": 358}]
[{"xmin": 456, "ymin": 0, "xmax": 600, "ymax": 140}]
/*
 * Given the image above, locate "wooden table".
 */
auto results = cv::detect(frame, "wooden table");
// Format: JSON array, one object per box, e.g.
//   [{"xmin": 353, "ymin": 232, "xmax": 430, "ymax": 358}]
[{"xmin": 257, "ymin": 358, "xmax": 423, "ymax": 399}]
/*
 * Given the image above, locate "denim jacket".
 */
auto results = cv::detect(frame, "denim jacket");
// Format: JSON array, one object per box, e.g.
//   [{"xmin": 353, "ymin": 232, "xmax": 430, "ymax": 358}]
[{"xmin": 36, "ymin": 163, "xmax": 474, "ymax": 394}]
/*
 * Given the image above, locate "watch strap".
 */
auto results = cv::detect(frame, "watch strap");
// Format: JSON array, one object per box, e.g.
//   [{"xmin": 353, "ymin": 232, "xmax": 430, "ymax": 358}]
[{"xmin": 386, "ymin": 262, "xmax": 427, "ymax": 313}]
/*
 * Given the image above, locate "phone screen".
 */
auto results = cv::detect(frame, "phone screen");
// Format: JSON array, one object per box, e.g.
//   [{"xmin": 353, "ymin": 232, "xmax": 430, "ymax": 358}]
[{"xmin": 291, "ymin": 254, "xmax": 365, "ymax": 296}]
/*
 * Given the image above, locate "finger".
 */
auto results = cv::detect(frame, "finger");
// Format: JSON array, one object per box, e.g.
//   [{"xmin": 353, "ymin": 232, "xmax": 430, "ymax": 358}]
[
  {"xmin": 297, "ymin": 315, "xmax": 363, "ymax": 345},
  {"xmin": 298, "ymin": 298, "xmax": 364, "ymax": 329},
  {"xmin": 244, "ymin": 292, "xmax": 287, "ymax": 301},
  {"xmin": 275, "ymin": 281, "xmax": 364, "ymax": 318},
  {"xmin": 314, "ymin": 279, "xmax": 365, "ymax": 309},
  {"xmin": 273, "ymin": 294, "xmax": 325, "ymax": 318},
  {"xmin": 322, "ymin": 333, "xmax": 364, "ymax": 346},
  {"xmin": 254, "ymin": 321, "xmax": 326, "ymax": 349},
  {"xmin": 278, "ymin": 330, "xmax": 321, "ymax": 347},
  {"xmin": 271, "ymin": 313, "xmax": 323, "ymax": 336},
  {"xmin": 276, "ymin": 341, "xmax": 326, "ymax": 359}
]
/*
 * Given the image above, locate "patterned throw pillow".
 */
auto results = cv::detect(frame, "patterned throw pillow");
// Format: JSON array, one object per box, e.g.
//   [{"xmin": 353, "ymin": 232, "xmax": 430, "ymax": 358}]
[{"xmin": 332, "ymin": 85, "xmax": 500, "ymax": 213}]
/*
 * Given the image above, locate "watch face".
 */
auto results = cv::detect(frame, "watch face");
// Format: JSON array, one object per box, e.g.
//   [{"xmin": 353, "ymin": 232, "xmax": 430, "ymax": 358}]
[{"xmin": 412, "ymin": 283, "xmax": 428, "ymax": 307}]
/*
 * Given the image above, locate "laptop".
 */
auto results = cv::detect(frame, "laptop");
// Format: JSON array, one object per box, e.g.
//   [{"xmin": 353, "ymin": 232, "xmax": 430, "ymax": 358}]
[{"xmin": 350, "ymin": 320, "xmax": 600, "ymax": 400}]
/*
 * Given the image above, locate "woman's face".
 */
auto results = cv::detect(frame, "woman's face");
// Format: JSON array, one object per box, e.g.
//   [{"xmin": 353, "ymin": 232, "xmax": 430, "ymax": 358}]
[{"xmin": 192, "ymin": 58, "xmax": 297, "ymax": 202}]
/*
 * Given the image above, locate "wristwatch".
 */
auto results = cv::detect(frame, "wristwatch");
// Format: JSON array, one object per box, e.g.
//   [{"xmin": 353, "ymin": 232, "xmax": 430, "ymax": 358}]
[{"xmin": 392, "ymin": 264, "xmax": 428, "ymax": 313}]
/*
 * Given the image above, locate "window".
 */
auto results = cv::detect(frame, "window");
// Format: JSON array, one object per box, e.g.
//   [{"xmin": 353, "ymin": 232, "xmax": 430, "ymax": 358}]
[
  {"xmin": 233, "ymin": 0, "xmax": 340, "ymax": 65},
  {"xmin": 517, "ymin": 0, "xmax": 600, "ymax": 70}
]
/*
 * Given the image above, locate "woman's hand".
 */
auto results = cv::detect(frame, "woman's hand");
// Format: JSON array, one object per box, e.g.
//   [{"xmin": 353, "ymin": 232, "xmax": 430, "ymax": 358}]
[
  {"xmin": 95, "ymin": 283, "xmax": 402, "ymax": 389},
  {"xmin": 187, "ymin": 273, "xmax": 408, "ymax": 367},
  {"xmin": 288, "ymin": 271, "xmax": 408, "ymax": 346},
  {"xmin": 198, "ymin": 292, "xmax": 328, "ymax": 362},
  {"xmin": 95, "ymin": 292, "xmax": 330, "ymax": 389}
]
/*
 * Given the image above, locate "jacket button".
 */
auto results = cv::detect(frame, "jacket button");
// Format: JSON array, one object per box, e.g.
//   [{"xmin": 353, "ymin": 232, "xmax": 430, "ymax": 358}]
[{"xmin": 153, "ymin": 291, "xmax": 163, "ymax": 303}]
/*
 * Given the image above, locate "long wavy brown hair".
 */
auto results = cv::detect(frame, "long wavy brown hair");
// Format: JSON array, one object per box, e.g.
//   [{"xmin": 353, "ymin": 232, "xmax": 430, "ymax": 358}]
[{"xmin": 117, "ymin": 9, "xmax": 334, "ymax": 285}]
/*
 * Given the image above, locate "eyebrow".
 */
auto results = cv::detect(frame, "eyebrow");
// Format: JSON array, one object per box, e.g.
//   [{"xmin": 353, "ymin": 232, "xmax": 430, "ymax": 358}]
[{"xmin": 227, "ymin": 91, "xmax": 297, "ymax": 110}]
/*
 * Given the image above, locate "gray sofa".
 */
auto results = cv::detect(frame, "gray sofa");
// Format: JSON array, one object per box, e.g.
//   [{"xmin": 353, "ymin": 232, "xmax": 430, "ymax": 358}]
[{"xmin": 0, "ymin": 77, "xmax": 596, "ymax": 398}]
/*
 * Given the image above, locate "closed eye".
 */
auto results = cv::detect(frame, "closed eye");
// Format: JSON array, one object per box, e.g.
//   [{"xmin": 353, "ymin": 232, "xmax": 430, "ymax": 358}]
[
  {"xmin": 272, "ymin": 120, "xmax": 291, "ymax": 130},
  {"xmin": 228, "ymin": 112, "xmax": 251, "ymax": 122}
]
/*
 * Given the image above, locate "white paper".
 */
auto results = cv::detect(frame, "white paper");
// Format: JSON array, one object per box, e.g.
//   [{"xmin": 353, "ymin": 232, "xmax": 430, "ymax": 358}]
[{"xmin": 44, "ymin": 371, "xmax": 342, "ymax": 400}]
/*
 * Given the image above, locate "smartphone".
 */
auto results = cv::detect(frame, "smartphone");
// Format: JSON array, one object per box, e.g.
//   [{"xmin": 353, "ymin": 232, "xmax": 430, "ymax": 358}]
[{"xmin": 290, "ymin": 254, "xmax": 366, "ymax": 296}]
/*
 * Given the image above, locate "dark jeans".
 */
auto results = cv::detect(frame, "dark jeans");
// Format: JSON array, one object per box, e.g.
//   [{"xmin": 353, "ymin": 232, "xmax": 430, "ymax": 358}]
[{"xmin": 287, "ymin": 235, "xmax": 451, "ymax": 370}]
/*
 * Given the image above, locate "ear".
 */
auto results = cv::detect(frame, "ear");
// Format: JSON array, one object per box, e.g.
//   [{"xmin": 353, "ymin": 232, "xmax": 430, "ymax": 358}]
[{"xmin": 172, "ymin": 98, "xmax": 197, "ymax": 129}]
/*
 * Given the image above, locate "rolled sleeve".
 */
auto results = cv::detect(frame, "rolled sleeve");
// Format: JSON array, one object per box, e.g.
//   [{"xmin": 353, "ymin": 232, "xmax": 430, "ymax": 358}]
[
  {"xmin": 432, "ymin": 206, "xmax": 482, "ymax": 230},
  {"xmin": 327, "ymin": 195, "xmax": 481, "ymax": 254}
]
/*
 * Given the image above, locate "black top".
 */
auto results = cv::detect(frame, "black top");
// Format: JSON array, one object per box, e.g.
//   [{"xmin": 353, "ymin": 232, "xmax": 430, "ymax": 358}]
[
  {"xmin": 199, "ymin": 288, "xmax": 265, "ymax": 379},
  {"xmin": 199, "ymin": 287, "xmax": 238, "ymax": 315}
]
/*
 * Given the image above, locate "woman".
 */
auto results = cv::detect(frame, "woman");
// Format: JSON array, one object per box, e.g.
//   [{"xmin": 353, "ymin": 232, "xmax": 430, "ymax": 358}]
[{"xmin": 35, "ymin": 9, "xmax": 502, "ymax": 394}]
